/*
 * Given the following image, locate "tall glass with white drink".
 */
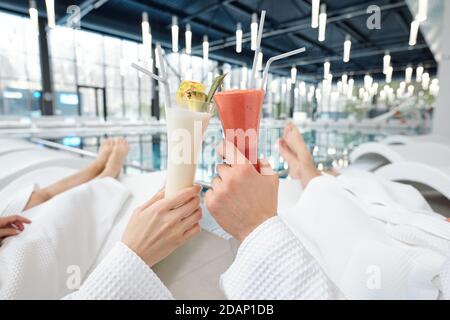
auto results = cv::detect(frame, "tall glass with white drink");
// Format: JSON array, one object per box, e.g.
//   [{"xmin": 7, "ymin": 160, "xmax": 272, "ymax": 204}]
[{"xmin": 165, "ymin": 102, "xmax": 212, "ymax": 198}]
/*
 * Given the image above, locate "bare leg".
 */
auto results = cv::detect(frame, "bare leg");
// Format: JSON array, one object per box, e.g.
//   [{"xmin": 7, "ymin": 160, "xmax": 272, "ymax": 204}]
[
  {"xmin": 23, "ymin": 139, "xmax": 115, "ymax": 211},
  {"xmin": 278, "ymin": 123, "xmax": 321, "ymax": 188}
]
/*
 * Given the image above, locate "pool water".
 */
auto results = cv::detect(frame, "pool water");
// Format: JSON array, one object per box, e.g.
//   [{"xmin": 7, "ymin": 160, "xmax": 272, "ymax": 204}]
[{"xmin": 47, "ymin": 124, "xmax": 391, "ymax": 185}]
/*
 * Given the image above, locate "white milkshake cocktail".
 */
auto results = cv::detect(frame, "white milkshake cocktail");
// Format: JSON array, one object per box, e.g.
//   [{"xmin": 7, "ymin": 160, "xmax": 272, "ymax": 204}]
[
  {"xmin": 164, "ymin": 78, "xmax": 224, "ymax": 198},
  {"xmin": 165, "ymin": 103, "xmax": 211, "ymax": 198}
]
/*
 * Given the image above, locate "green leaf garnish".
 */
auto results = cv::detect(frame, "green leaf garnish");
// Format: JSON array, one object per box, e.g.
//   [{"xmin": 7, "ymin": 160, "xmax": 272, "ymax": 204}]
[{"xmin": 206, "ymin": 73, "xmax": 227, "ymax": 103}]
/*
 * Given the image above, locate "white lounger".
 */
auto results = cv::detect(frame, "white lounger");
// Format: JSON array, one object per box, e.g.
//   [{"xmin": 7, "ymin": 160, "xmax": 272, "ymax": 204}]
[
  {"xmin": 382, "ymin": 134, "xmax": 450, "ymax": 148},
  {"xmin": 0, "ymin": 138, "xmax": 39, "ymax": 156},
  {"xmin": 350, "ymin": 142, "xmax": 450, "ymax": 200},
  {"xmin": 0, "ymin": 148, "xmax": 90, "ymax": 190}
]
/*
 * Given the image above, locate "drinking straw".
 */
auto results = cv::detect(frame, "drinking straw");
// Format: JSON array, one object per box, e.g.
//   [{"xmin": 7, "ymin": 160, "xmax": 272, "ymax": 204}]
[
  {"xmin": 249, "ymin": 10, "xmax": 266, "ymax": 89},
  {"xmin": 156, "ymin": 44, "xmax": 172, "ymax": 109},
  {"xmin": 131, "ymin": 62, "xmax": 166, "ymax": 83},
  {"xmin": 261, "ymin": 47, "xmax": 306, "ymax": 91}
]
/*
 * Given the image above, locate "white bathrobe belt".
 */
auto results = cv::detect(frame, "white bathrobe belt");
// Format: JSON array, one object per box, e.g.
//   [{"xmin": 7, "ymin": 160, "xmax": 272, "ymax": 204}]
[{"xmin": 366, "ymin": 202, "xmax": 450, "ymax": 241}]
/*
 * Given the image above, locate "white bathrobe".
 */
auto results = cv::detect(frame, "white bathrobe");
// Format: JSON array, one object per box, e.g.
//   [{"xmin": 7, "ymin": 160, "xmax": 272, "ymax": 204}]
[
  {"xmin": 280, "ymin": 172, "xmax": 450, "ymax": 300},
  {"xmin": 1, "ymin": 173, "xmax": 449, "ymax": 300},
  {"xmin": 0, "ymin": 178, "xmax": 131, "ymax": 299}
]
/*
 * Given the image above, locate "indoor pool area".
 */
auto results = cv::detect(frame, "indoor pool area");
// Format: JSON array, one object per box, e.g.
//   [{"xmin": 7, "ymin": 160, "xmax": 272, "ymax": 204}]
[
  {"xmin": 36, "ymin": 126, "xmax": 396, "ymax": 183},
  {"xmin": 1, "ymin": 0, "xmax": 450, "ymax": 303}
]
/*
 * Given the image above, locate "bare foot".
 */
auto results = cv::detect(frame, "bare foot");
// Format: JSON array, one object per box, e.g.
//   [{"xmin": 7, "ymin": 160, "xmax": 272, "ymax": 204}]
[
  {"xmin": 99, "ymin": 138, "xmax": 129, "ymax": 179},
  {"xmin": 278, "ymin": 123, "xmax": 320, "ymax": 188},
  {"xmin": 89, "ymin": 138, "xmax": 114, "ymax": 174}
]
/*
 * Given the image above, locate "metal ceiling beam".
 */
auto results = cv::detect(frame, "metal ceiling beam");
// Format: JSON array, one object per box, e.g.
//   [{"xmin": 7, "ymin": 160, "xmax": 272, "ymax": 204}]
[
  {"xmin": 57, "ymin": 0, "xmax": 110, "ymax": 26},
  {"xmin": 196, "ymin": 1, "xmax": 406, "ymax": 53},
  {"xmin": 272, "ymin": 43, "xmax": 429, "ymax": 69},
  {"xmin": 290, "ymin": 0, "xmax": 307, "ymax": 15},
  {"xmin": 178, "ymin": 0, "xmax": 235, "ymax": 24}
]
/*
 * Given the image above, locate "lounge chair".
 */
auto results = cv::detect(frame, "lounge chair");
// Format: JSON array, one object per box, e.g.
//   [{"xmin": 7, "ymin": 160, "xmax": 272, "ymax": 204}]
[
  {"xmin": 0, "ymin": 148, "xmax": 90, "ymax": 190},
  {"xmin": 0, "ymin": 138, "xmax": 38, "ymax": 156},
  {"xmin": 350, "ymin": 141, "xmax": 450, "ymax": 200}
]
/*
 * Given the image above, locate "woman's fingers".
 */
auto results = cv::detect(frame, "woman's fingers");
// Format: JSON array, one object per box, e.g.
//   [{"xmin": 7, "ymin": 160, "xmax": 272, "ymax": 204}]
[
  {"xmin": 0, "ymin": 228, "xmax": 20, "ymax": 238},
  {"xmin": 182, "ymin": 223, "xmax": 201, "ymax": 241},
  {"xmin": 0, "ymin": 215, "xmax": 31, "ymax": 228},
  {"xmin": 180, "ymin": 209, "xmax": 202, "ymax": 231},
  {"xmin": 171, "ymin": 196, "xmax": 201, "ymax": 220},
  {"xmin": 11, "ymin": 222, "xmax": 25, "ymax": 231},
  {"xmin": 163, "ymin": 185, "xmax": 201, "ymax": 210}
]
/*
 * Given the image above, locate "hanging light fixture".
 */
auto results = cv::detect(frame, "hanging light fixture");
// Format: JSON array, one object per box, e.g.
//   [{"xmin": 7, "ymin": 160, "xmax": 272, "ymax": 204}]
[
  {"xmin": 203, "ymin": 35, "xmax": 209, "ymax": 63},
  {"xmin": 416, "ymin": 0, "xmax": 428, "ymax": 22},
  {"xmin": 343, "ymin": 35, "xmax": 351, "ymax": 63},
  {"xmin": 323, "ymin": 60, "xmax": 330, "ymax": 78},
  {"xmin": 409, "ymin": 20, "xmax": 420, "ymax": 46},
  {"xmin": 299, "ymin": 81, "xmax": 306, "ymax": 96},
  {"xmin": 311, "ymin": 0, "xmax": 320, "ymax": 28},
  {"xmin": 141, "ymin": 12, "xmax": 152, "ymax": 60},
  {"xmin": 257, "ymin": 52, "xmax": 263, "ymax": 71},
  {"xmin": 422, "ymin": 72, "xmax": 430, "ymax": 89},
  {"xmin": 405, "ymin": 65, "xmax": 413, "ymax": 83},
  {"xmin": 29, "ymin": 0, "xmax": 39, "ymax": 35},
  {"xmin": 347, "ymin": 78, "xmax": 354, "ymax": 98},
  {"xmin": 407, "ymin": 85, "xmax": 414, "ymax": 96},
  {"xmin": 251, "ymin": 13, "xmax": 258, "ymax": 51},
  {"xmin": 171, "ymin": 15, "xmax": 179, "ymax": 53},
  {"xmin": 45, "ymin": 0, "xmax": 55, "ymax": 29},
  {"xmin": 236, "ymin": 22, "xmax": 242, "ymax": 53},
  {"xmin": 291, "ymin": 65, "xmax": 297, "ymax": 84},
  {"xmin": 185, "ymin": 24, "xmax": 192, "ymax": 54},
  {"xmin": 364, "ymin": 74, "xmax": 373, "ymax": 91},
  {"xmin": 318, "ymin": 4, "xmax": 327, "ymax": 42},
  {"xmin": 341, "ymin": 73, "xmax": 348, "ymax": 85},
  {"xmin": 383, "ymin": 52, "xmax": 391, "ymax": 74},
  {"xmin": 416, "ymin": 64, "xmax": 424, "ymax": 82},
  {"xmin": 386, "ymin": 66, "xmax": 393, "ymax": 83}
]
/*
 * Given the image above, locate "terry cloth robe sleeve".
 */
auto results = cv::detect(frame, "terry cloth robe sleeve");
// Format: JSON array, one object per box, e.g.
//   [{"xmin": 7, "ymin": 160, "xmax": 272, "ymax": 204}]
[
  {"xmin": 63, "ymin": 242, "xmax": 173, "ymax": 300},
  {"xmin": 220, "ymin": 216, "xmax": 339, "ymax": 300}
]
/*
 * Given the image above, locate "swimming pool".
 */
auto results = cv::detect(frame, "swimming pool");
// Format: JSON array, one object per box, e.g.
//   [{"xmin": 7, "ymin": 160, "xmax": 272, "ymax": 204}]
[{"xmin": 39, "ymin": 122, "xmax": 410, "ymax": 185}]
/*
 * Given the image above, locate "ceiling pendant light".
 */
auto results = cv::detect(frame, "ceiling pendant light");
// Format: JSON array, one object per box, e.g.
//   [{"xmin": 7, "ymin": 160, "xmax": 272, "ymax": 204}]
[
  {"xmin": 341, "ymin": 73, "xmax": 348, "ymax": 85},
  {"xmin": 185, "ymin": 24, "xmax": 192, "ymax": 54},
  {"xmin": 318, "ymin": 4, "xmax": 327, "ymax": 42},
  {"xmin": 141, "ymin": 12, "xmax": 152, "ymax": 61},
  {"xmin": 291, "ymin": 65, "xmax": 297, "ymax": 84},
  {"xmin": 409, "ymin": 20, "xmax": 420, "ymax": 46},
  {"xmin": 383, "ymin": 52, "xmax": 391, "ymax": 74},
  {"xmin": 251, "ymin": 13, "xmax": 258, "ymax": 51},
  {"xmin": 257, "ymin": 52, "xmax": 263, "ymax": 71},
  {"xmin": 236, "ymin": 22, "xmax": 242, "ymax": 53},
  {"xmin": 405, "ymin": 65, "xmax": 413, "ymax": 83},
  {"xmin": 364, "ymin": 74, "xmax": 373, "ymax": 91},
  {"xmin": 422, "ymin": 72, "xmax": 430, "ymax": 90},
  {"xmin": 171, "ymin": 15, "xmax": 179, "ymax": 53},
  {"xmin": 45, "ymin": 0, "xmax": 55, "ymax": 29},
  {"xmin": 386, "ymin": 66, "xmax": 393, "ymax": 84},
  {"xmin": 29, "ymin": 0, "xmax": 39, "ymax": 35},
  {"xmin": 416, "ymin": 64, "xmax": 424, "ymax": 82},
  {"xmin": 203, "ymin": 35, "xmax": 209, "ymax": 63},
  {"xmin": 343, "ymin": 35, "xmax": 351, "ymax": 63},
  {"xmin": 311, "ymin": 0, "xmax": 320, "ymax": 28},
  {"xmin": 323, "ymin": 60, "xmax": 330, "ymax": 78}
]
